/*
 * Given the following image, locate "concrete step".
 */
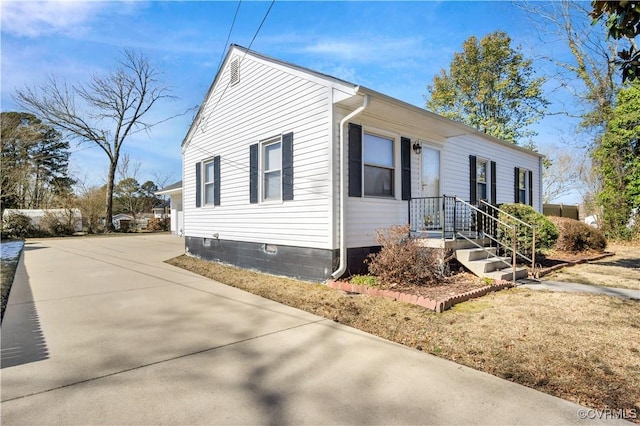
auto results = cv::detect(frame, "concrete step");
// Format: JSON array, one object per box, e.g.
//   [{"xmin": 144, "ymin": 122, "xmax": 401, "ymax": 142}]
[
  {"xmin": 455, "ymin": 248, "xmax": 498, "ymax": 263},
  {"xmin": 461, "ymin": 257, "xmax": 512, "ymax": 276},
  {"xmin": 485, "ymin": 267, "xmax": 529, "ymax": 281}
]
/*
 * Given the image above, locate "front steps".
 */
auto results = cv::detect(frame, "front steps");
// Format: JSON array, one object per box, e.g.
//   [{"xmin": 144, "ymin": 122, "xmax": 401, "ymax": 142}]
[{"xmin": 455, "ymin": 247, "xmax": 528, "ymax": 281}]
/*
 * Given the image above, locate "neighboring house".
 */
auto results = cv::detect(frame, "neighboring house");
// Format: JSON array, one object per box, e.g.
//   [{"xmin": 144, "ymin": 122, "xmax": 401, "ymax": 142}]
[
  {"xmin": 112, "ymin": 213, "xmax": 134, "ymax": 231},
  {"xmin": 156, "ymin": 181, "xmax": 183, "ymax": 236},
  {"xmin": 152, "ymin": 200, "xmax": 171, "ymax": 218},
  {"xmin": 2, "ymin": 208, "xmax": 83, "ymax": 232},
  {"xmin": 181, "ymin": 45, "xmax": 544, "ymax": 282}
]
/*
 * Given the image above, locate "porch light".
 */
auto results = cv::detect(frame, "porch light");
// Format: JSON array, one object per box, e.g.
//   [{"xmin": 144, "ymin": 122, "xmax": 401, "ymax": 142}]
[{"xmin": 412, "ymin": 142, "xmax": 422, "ymax": 154}]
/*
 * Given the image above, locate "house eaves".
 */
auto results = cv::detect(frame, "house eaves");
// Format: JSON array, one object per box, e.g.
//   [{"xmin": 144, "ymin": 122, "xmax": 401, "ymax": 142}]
[{"xmin": 352, "ymin": 86, "xmax": 545, "ymax": 159}]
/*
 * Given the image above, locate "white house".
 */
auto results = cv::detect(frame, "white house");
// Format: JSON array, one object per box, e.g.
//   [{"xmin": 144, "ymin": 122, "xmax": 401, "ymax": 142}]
[
  {"xmin": 181, "ymin": 45, "xmax": 543, "ymax": 282},
  {"xmin": 2, "ymin": 208, "xmax": 83, "ymax": 232},
  {"xmin": 155, "ymin": 180, "xmax": 183, "ymax": 236}
]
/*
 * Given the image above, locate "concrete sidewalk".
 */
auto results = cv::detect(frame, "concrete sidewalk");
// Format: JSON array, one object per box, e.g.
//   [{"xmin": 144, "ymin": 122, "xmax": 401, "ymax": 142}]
[
  {"xmin": 518, "ymin": 279, "xmax": 640, "ymax": 300},
  {"xmin": 0, "ymin": 234, "xmax": 630, "ymax": 425}
]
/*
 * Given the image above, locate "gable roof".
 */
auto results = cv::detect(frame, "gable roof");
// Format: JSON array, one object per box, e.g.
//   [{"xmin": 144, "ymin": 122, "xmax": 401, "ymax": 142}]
[{"xmin": 182, "ymin": 44, "xmax": 543, "ymax": 159}]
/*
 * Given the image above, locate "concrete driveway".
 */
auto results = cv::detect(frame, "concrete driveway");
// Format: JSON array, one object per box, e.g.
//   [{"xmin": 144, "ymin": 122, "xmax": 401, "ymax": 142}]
[{"xmin": 0, "ymin": 234, "xmax": 629, "ymax": 425}]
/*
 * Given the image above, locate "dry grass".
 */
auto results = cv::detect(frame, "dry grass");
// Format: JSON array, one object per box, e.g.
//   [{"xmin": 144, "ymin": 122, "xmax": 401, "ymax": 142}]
[
  {"xmin": 545, "ymin": 243, "xmax": 640, "ymax": 290},
  {"xmin": 167, "ymin": 255, "xmax": 640, "ymax": 420}
]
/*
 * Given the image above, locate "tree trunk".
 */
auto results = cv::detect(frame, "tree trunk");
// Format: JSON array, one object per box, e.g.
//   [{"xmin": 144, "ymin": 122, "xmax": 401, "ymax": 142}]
[{"xmin": 104, "ymin": 161, "xmax": 117, "ymax": 232}]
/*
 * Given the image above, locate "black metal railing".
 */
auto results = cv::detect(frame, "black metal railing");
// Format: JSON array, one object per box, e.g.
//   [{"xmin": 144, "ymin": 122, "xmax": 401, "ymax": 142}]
[{"xmin": 408, "ymin": 196, "xmax": 537, "ymax": 277}]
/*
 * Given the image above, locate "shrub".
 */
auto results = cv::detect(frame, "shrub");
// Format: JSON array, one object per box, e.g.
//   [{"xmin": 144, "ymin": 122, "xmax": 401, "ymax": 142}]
[
  {"xmin": 549, "ymin": 216, "xmax": 606, "ymax": 253},
  {"xmin": 497, "ymin": 203, "xmax": 558, "ymax": 256},
  {"xmin": 366, "ymin": 225, "xmax": 442, "ymax": 287},
  {"xmin": 40, "ymin": 211, "xmax": 75, "ymax": 237},
  {"xmin": 1, "ymin": 212, "xmax": 38, "ymax": 239}
]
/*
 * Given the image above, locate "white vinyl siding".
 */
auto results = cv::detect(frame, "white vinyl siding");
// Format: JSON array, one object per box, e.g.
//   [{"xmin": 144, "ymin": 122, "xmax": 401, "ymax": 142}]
[
  {"xmin": 440, "ymin": 134, "xmax": 541, "ymax": 210},
  {"xmin": 339, "ymin": 108, "xmax": 541, "ymax": 248},
  {"xmin": 183, "ymin": 50, "xmax": 335, "ymax": 249}
]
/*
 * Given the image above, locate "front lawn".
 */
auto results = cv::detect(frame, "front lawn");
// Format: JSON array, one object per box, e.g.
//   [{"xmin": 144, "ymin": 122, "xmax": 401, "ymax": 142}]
[{"xmin": 166, "ymin": 255, "xmax": 640, "ymax": 421}]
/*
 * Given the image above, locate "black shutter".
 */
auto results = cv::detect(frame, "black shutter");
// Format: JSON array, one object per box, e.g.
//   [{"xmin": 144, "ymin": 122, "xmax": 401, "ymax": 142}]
[
  {"xmin": 490, "ymin": 161, "xmax": 497, "ymax": 205},
  {"xmin": 528, "ymin": 170, "xmax": 534, "ymax": 206},
  {"xmin": 348, "ymin": 123, "xmax": 362, "ymax": 197},
  {"xmin": 514, "ymin": 167, "xmax": 520, "ymax": 203},
  {"xmin": 213, "ymin": 155, "xmax": 221, "ymax": 206},
  {"xmin": 401, "ymin": 137, "xmax": 411, "ymax": 201},
  {"xmin": 282, "ymin": 132, "xmax": 294, "ymax": 201},
  {"xmin": 469, "ymin": 155, "xmax": 477, "ymax": 203},
  {"xmin": 249, "ymin": 144, "xmax": 258, "ymax": 204},
  {"xmin": 195, "ymin": 162, "xmax": 201, "ymax": 208}
]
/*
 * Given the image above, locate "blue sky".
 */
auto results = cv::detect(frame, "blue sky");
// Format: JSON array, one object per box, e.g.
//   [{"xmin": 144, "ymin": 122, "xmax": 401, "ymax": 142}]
[{"xmin": 1, "ymin": 1, "xmax": 588, "ymax": 201}]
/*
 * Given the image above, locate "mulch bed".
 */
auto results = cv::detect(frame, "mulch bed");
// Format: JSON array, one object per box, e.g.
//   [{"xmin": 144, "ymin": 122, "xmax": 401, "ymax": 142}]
[{"xmin": 328, "ymin": 272, "xmax": 513, "ymax": 313}]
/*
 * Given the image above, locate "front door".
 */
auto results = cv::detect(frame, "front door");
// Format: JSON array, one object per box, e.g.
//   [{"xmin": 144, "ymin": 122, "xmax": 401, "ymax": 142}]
[
  {"xmin": 420, "ymin": 146, "xmax": 441, "ymax": 229},
  {"xmin": 421, "ymin": 146, "xmax": 440, "ymax": 198}
]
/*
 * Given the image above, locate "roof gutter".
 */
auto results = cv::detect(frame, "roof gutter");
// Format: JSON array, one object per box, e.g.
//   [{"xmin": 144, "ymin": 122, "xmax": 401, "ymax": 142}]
[{"xmin": 331, "ymin": 92, "xmax": 370, "ymax": 279}]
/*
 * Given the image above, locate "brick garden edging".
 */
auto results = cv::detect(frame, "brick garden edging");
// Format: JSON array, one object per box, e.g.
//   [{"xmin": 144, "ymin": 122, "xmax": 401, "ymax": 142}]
[
  {"xmin": 536, "ymin": 252, "xmax": 614, "ymax": 278},
  {"xmin": 326, "ymin": 280, "xmax": 514, "ymax": 313}
]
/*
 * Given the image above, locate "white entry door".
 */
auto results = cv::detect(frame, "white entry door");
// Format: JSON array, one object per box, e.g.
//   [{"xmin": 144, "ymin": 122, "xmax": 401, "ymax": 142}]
[
  {"xmin": 419, "ymin": 146, "xmax": 441, "ymax": 230},
  {"xmin": 421, "ymin": 146, "xmax": 440, "ymax": 198}
]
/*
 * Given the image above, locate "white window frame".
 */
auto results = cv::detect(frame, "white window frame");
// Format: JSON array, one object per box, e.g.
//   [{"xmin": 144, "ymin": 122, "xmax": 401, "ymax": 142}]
[
  {"xmin": 476, "ymin": 158, "xmax": 489, "ymax": 201},
  {"xmin": 203, "ymin": 158, "xmax": 216, "ymax": 206},
  {"xmin": 362, "ymin": 130, "xmax": 396, "ymax": 198},
  {"xmin": 261, "ymin": 136, "xmax": 282, "ymax": 203},
  {"xmin": 519, "ymin": 168, "xmax": 529, "ymax": 204}
]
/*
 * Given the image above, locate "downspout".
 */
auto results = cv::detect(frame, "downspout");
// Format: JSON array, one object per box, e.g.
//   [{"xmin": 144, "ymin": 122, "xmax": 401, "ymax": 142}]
[{"xmin": 331, "ymin": 93, "xmax": 370, "ymax": 279}]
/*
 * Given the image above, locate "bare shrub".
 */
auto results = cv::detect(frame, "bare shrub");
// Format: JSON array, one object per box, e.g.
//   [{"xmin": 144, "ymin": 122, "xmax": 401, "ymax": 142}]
[
  {"xmin": 367, "ymin": 225, "xmax": 441, "ymax": 287},
  {"xmin": 147, "ymin": 217, "xmax": 169, "ymax": 231},
  {"xmin": 549, "ymin": 216, "xmax": 607, "ymax": 253}
]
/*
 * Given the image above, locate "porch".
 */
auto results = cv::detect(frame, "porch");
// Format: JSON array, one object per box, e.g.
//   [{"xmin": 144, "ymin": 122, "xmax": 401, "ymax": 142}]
[
  {"xmin": 408, "ymin": 196, "xmax": 533, "ymax": 281},
  {"xmin": 409, "ymin": 196, "xmax": 494, "ymax": 249}
]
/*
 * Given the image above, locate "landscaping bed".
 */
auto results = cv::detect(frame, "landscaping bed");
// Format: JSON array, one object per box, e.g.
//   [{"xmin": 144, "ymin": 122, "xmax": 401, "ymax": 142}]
[{"xmin": 328, "ymin": 273, "xmax": 513, "ymax": 313}]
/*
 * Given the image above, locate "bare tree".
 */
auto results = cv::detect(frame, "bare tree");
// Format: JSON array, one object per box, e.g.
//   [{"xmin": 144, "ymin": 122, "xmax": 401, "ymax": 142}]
[
  {"xmin": 116, "ymin": 152, "xmax": 142, "ymax": 182},
  {"xmin": 519, "ymin": 0, "xmax": 619, "ymax": 132},
  {"xmin": 14, "ymin": 50, "xmax": 170, "ymax": 231},
  {"xmin": 542, "ymin": 146, "xmax": 581, "ymax": 203}
]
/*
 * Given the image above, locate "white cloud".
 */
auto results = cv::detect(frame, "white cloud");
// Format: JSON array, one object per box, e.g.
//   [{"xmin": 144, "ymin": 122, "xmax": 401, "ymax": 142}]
[
  {"xmin": 299, "ymin": 36, "xmax": 425, "ymax": 63},
  {"xmin": 1, "ymin": 1, "xmax": 104, "ymax": 38}
]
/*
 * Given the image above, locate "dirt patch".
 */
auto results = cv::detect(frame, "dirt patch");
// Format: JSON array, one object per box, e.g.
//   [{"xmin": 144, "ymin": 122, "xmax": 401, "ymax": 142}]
[{"xmin": 166, "ymin": 254, "xmax": 640, "ymax": 422}]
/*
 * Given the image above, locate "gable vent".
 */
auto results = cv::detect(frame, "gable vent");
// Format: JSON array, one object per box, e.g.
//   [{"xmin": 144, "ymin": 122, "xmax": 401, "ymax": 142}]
[{"xmin": 230, "ymin": 57, "xmax": 240, "ymax": 86}]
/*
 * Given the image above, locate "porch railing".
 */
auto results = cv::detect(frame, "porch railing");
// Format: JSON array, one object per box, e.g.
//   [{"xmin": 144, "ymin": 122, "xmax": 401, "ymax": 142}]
[{"xmin": 409, "ymin": 196, "xmax": 537, "ymax": 275}]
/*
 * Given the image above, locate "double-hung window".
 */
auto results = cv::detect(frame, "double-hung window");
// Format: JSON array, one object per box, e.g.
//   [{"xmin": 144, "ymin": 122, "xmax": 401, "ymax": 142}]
[
  {"xmin": 203, "ymin": 159, "xmax": 216, "ymax": 205},
  {"xmin": 476, "ymin": 159, "xmax": 488, "ymax": 201},
  {"xmin": 263, "ymin": 139, "xmax": 282, "ymax": 201},
  {"xmin": 519, "ymin": 169, "xmax": 528, "ymax": 203},
  {"xmin": 363, "ymin": 133, "xmax": 394, "ymax": 197}
]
